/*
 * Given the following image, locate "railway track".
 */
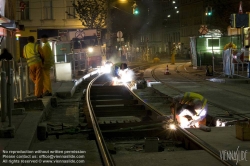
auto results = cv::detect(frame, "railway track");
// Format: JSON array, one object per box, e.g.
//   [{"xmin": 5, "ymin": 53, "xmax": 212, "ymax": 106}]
[
  {"xmin": 164, "ymin": 63, "xmax": 250, "ymax": 125},
  {"xmin": 84, "ymin": 63, "xmax": 240, "ymax": 166}
]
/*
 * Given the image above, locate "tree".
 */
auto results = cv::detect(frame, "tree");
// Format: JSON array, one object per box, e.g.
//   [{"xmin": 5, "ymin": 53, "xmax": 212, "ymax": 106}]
[{"xmin": 66, "ymin": 0, "xmax": 107, "ymax": 29}]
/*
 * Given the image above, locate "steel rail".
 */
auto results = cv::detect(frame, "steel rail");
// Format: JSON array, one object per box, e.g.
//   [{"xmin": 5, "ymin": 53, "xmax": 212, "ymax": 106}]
[
  {"xmin": 150, "ymin": 66, "xmax": 238, "ymax": 166},
  {"xmin": 86, "ymin": 73, "xmax": 115, "ymax": 166},
  {"xmin": 176, "ymin": 125, "xmax": 237, "ymax": 166},
  {"xmin": 83, "ymin": 63, "xmax": 151, "ymax": 166},
  {"xmin": 175, "ymin": 63, "xmax": 250, "ymax": 120}
]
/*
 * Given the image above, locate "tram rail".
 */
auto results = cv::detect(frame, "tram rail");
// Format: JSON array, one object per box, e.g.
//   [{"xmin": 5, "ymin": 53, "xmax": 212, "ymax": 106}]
[
  {"xmin": 85, "ymin": 63, "xmax": 240, "ymax": 166},
  {"xmin": 150, "ymin": 64, "xmax": 249, "ymax": 166}
]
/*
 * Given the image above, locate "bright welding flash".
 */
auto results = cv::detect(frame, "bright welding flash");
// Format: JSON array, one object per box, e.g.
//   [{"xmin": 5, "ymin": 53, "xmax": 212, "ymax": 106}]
[
  {"xmin": 169, "ymin": 123, "xmax": 176, "ymax": 130},
  {"xmin": 120, "ymin": 69, "xmax": 133, "ymax": 83}
]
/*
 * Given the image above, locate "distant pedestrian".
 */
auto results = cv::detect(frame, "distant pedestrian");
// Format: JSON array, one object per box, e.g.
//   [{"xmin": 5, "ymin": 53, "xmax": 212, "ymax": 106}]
[
  {"xmin": 171, "ymin": 43, "xmax": 177, "ymax": 65},
  {"xmin": 41, "ymin": 34, "xmax": 54, "ymax": 96},
  {"xmin": 0, "ymin": 48, "xmax": 13, "ymax": 61},
  {"xmin": 23, "ymin": 36, "xmax": 44, "ymax": 98}
]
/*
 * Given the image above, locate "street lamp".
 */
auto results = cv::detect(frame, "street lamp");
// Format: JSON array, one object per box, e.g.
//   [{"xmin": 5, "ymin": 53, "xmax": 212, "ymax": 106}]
[{"xmin": 119, "ymin": 0, "xmax": 128, "ymax": 3}]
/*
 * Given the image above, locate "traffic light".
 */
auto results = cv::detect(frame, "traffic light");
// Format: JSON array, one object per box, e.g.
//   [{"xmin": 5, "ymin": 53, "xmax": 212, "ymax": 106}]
[
  {"xmin": 205, "ymin": 6, "xmax": 212, "ymax": 16},
  {"xmin": 132, "ymin": 2, "xmax": 139, "ymax": 15},
  {"xmin": 133, "ymin": 7, "xmax": 139, "ymax": 15}
]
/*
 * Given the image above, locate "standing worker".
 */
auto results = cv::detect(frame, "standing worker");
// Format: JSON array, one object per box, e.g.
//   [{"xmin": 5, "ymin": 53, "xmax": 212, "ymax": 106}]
[
  {"xmin": 223, "ymin": 43, "xmax": 235, "ymax": 77},
  {"xmin": 171, "ymin": 43, "xmax": 177, "ymax": 65},
  {"xmin": 41, "ymin": 34, "xmax": 54, "ymax": 96},
  {"xmin": 171, "ymin": 92, "xmax": 208, "ymax": 128},
  {"xmin": 23, "ymin": 36, "xmax": 44, "ymax": 98}
]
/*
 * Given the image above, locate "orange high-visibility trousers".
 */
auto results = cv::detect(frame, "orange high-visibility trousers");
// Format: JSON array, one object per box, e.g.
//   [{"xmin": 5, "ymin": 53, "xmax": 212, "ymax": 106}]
[
  {"xmin": 43, "ymin": 67, "xmax": 52, "ymax": 93},
  {"xmin": 29, "ymin": 62, "xmax": 43, "ymax": 97}
]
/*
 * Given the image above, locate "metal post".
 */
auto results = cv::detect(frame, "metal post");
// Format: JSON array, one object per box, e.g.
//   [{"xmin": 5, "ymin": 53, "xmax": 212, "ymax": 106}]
[
  {"xmin": 120, "ymin": 40, "xmax": 122, "ymax": 61},
  {"xmin": 248, "ymin": 62, "xmax": 250, "ymax": 78},
  {"xmin": 7, "ymin": 68, "xmax": 14, "ymax": 127},
  {"xmin": 173, "ymin": 103, "xmax": 177, "ymax": 124},
  {"xmin": 242, "ymin": 62, "xmax": 244, "ymax": 75},
  {"xmin": 78, "ymin": 53, "xmax": 81, "ymax": 71},
  {"xmin": 146, "ymin": 41, "xmax": 148, "ymax": 62},
  {"xmin": 72, "ymin": 40, "xmax": 76, "ymax": 77},
  {"xmin": 13, "ymin": 60, "xmax": 19, "ymax": 100},
  {"xmin": 237, "ymin": 63, "xmax": 239, "ymax": 75},
  {"xmin": 79, "ymin": 40, "xmax": 83, "ymax": 70},
  {"xmin": 19, "ymin": 66, "xmax": 24, "ymax": 100},
  {"xmin": 1, "ymin": 71, "xmax": 7, "ymax": 122},
  {"xmin": 212, "ymin": 52, "xmax": 215, "ymax": 72},
  {"xmin": 25, "ymin": 65, "xmax": 30, "ymax": 96},
  {"xmin": 79, "ymin": 52, "xmax": 82, "ymax": 70},
  {"xmin": 199, "ymin": 52, "xmax": 202, "ymax": 68},
  {"xmin": 229, "ymin": 48, "xmax": 232, "ymax": 77},
  {"xmin": 73, "ymin": 53, "xmax": 75, "ymax": 77},
  {"xmin": 85, "ymin": 53, "xmax": 88, "ymax": 70}
]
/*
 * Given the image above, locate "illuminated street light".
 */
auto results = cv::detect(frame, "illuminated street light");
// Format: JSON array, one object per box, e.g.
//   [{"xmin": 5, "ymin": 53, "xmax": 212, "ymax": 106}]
[
  {"xmin": 176, "ymin": 11, "xmax": 179, "ymax": 13},
  {"xmin": 175, "ymin": 7, "xmax": 177, "ymax": 9},
  {"xmin": 173, "ymin": 1, "xmax": 176, "ymax": 4},
  {"xmin": 119, "ymin": 0, "xmax": 128, "ymax": 3},
  {"xmin": 168, "ymin": 15, "xmax": 171, "ymax": 17}
]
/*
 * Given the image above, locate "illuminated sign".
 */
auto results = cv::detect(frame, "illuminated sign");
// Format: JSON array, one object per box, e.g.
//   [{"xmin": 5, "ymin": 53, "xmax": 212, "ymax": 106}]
[
  {"xmin": 206, "ymin": 38, "xmax": 220, "ymax": 47},
  {"xmin": 206, "ymin": 38, "xmax": 220, "ymax": 53}
]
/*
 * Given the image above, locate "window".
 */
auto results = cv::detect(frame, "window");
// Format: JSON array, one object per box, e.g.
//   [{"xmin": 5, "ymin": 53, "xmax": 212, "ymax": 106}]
[
  {"xmin": 43, "ymin": 0, "xmax": 53, "ymax": 19},
  {"xmin": 20, "ymin": 1, "xmax": 30, "ymax": 20},
  {"xmin": 66, "ymin": 0, "xmax": 75, "ymax": 19}
]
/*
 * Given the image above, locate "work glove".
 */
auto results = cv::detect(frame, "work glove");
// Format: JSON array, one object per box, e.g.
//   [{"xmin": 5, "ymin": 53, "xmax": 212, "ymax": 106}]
[{"xmin": 189, "ymin": 120, "xmax": 199, "ymax": 126}]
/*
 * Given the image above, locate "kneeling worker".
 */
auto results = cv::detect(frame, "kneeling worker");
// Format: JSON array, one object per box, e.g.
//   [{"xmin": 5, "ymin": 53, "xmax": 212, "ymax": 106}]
[
  {"xmin": 112, "ymin": 62, "xmax": 128, "ymax": 79},
  {"xmin": 172, "ymin": 92, "xmax": 207, "ymax": 128},
  {"xmin": 111, "ymin": 62, "xmax": 128, "ymax": 85}
]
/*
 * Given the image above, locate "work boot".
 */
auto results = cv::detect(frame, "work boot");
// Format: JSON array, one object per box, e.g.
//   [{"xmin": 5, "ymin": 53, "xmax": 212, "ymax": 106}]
[
  {"xmin": 37, "ymin": 95, "xmax": 43, "ymax": 98},
  {"xmin": 44, "ymin": 91, "xmax": 52, "ymax": 96}
]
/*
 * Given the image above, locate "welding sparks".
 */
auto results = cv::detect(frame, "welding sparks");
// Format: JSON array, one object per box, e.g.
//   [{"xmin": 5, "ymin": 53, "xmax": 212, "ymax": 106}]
[
  {"xmin": 119, "ymin": 69, "xmax": 134, "ymax": 83},
  {"xmin": 169, "ymin": 123, "xmax": 176, "ymax": 130}
]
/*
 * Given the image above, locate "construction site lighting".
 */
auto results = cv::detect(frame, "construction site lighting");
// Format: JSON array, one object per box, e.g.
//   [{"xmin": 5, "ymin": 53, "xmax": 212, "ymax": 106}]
[
  {"xmin": 119, "ymin": 0, "xmax": 128, "ymax": 3},
  {"xmin": 88, "ymin": 47, "xmax": 93, "ymax": 53}
]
